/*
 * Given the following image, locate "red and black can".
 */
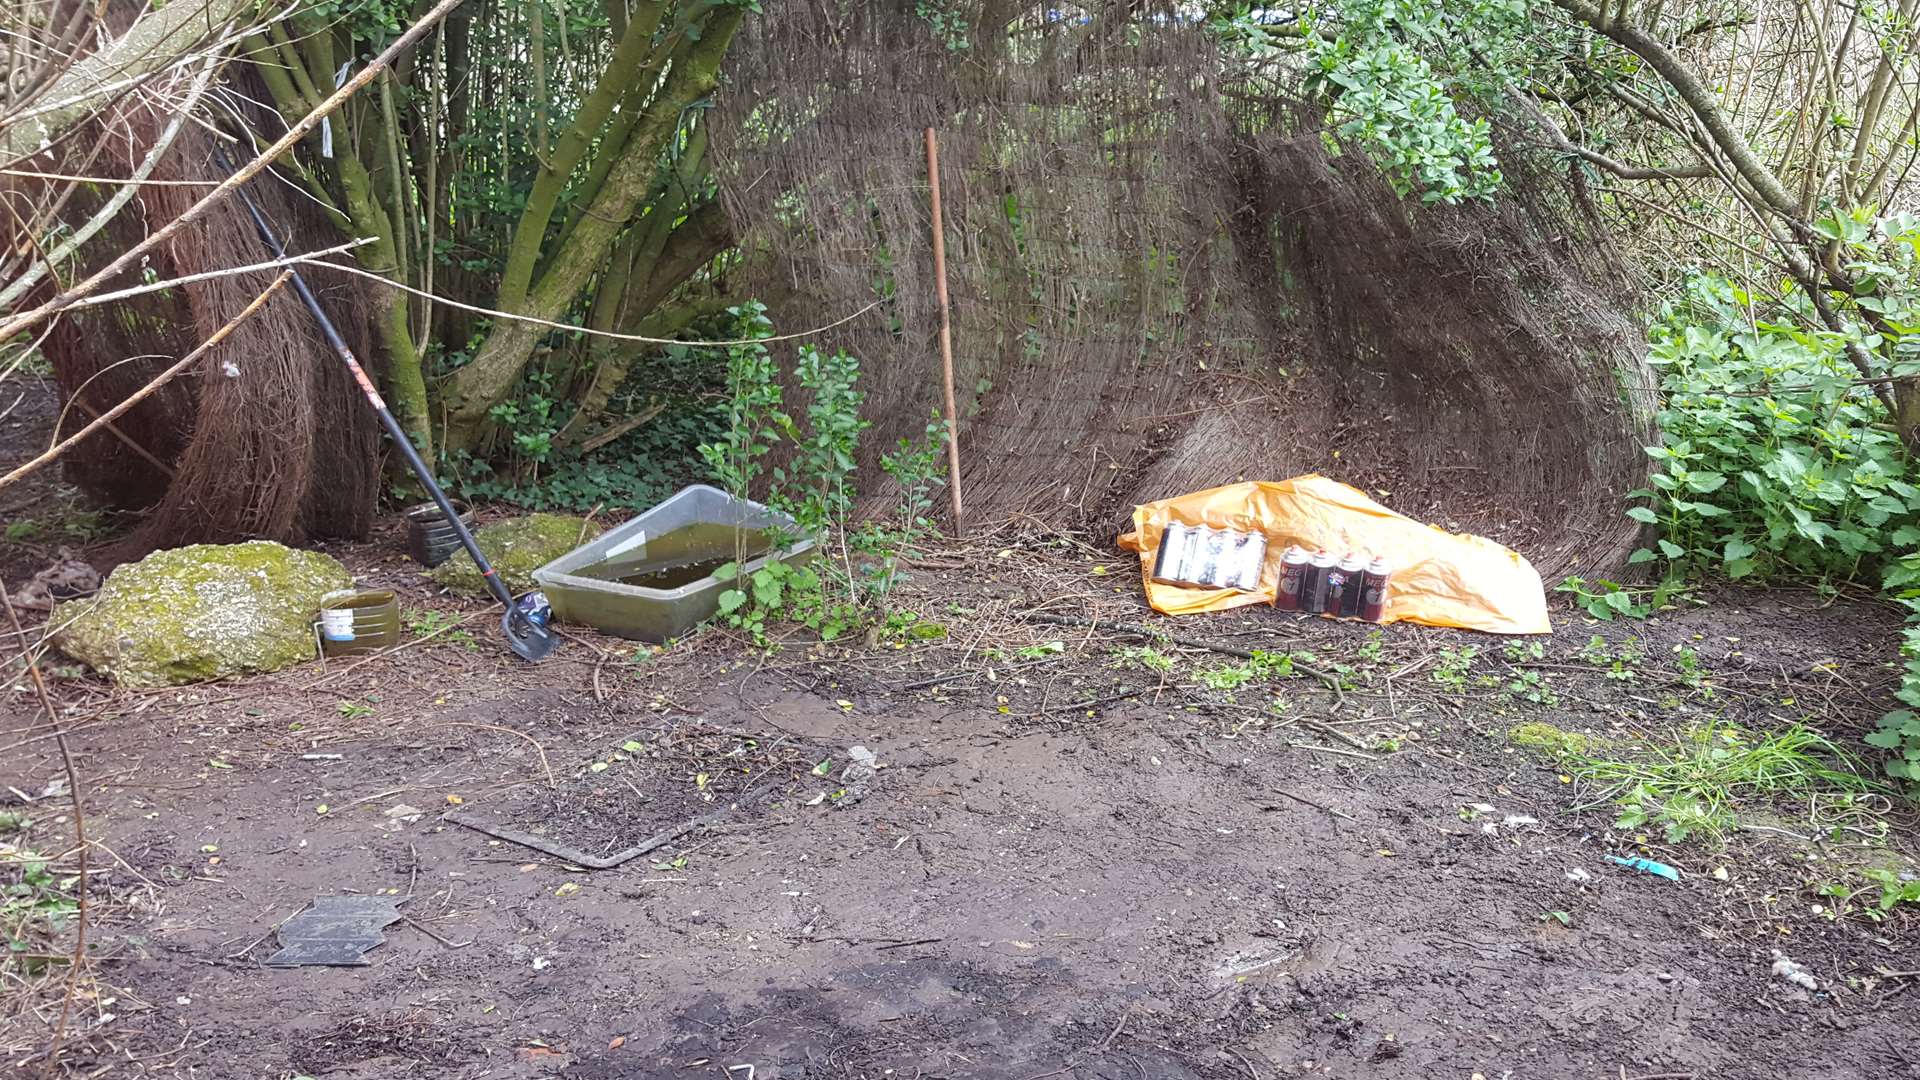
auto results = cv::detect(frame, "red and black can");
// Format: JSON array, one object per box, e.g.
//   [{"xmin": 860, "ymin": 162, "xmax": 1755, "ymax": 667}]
[
  {"xmin": 1274, "ymin": 545, "xmax": 1309, "ymax": 611},
  {"xmin": 1360, "ymin": 556, "xmax": 1391, "ymax": 622},
  {"xmin": 1333, "ymin": 553, "xmax": 1367, "ymax": 618},
  {"xmin": 1303, "ymin": 550, "xmax": 1336, "ymax": 614}
]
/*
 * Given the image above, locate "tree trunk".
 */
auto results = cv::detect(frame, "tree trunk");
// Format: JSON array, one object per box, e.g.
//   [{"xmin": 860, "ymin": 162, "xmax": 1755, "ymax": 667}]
[{"xmin": 439, "ymin": 7, "xmax": 744, "ymax": 454}]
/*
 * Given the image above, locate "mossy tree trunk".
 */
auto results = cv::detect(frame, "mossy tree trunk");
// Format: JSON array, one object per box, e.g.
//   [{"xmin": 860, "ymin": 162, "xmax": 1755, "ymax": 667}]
[
  {"xmin": 438, "ymin": 2, "xmax": 745, "ymax": 455},
  {"xmin": 245, "ymin": 19, "xmax": 437, "ymax": 462}
]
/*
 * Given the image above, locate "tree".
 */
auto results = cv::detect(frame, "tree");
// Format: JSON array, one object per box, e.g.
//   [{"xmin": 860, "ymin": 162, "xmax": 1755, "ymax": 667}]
[{"xmin": 244, "ymin": 0, "xmax": 750, "ymax": 467}]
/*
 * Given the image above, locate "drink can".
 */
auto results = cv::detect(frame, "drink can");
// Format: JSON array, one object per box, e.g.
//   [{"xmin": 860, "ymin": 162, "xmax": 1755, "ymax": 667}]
[
  {"xmin": 1207, "ymin": 532, "xmax": 1246, "ymax": 589},
  {"xmin": 1303, "ymin": 550, "xmax": 1336, "ymax": 613},
  {"xmin": 1235, "ymin": 531, "xmax": 1268, "ymax": 591},
  {"xmin": 1361, "ymin": 556, "xmax": 1391, "ymax": 622},
  {"xmin": 1333, "ymin": 553, "xmax": 1367, "ymax": 618},
  {"xmin": 1275, "ymin": 546, "xmax": 1308, "ymax": 610},
  {"xmin": 1190, "ymin": 522, "xmax": 1221, "ymax": 584},
  {"xmin": 1152, "ymin": 523, "xmax": 1192, "ymax": 585}
]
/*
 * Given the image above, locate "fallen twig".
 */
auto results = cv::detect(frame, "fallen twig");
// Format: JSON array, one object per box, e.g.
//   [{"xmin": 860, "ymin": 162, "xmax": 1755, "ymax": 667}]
[
  {"xmin": 439, "ymin": 721, "xmax": 555, "ymax": 788},
  {"xmin": 401, "ymin": 915, "xmax": 473, "ymax": 949},
  {"xmin": 1287, "ymin": 740, "xmax": 1377, "ymax": 762},
  {"xmin": 1299, "ymin": 718, "xmax": 1372, "ymax": 752},
  {"xmin": 1269, "ymin": 788, "xmax": 1358, "ymax": 822}
]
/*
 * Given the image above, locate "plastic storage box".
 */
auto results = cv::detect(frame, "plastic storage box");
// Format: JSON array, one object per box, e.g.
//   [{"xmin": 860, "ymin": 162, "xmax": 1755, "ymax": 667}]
[{"xmin": 530, "ymin": 485, "xmax": 816, "ymax": 642}]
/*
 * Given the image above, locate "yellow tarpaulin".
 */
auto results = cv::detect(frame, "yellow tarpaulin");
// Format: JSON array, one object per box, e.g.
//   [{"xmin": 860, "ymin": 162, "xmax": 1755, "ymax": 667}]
[{"xmin": 1117, "ymin": 476, "xmax": 1551, "ymax": 635}]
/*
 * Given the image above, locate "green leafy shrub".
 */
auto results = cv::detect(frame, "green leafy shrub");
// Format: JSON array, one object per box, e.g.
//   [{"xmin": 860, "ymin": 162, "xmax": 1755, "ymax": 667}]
[
  {"xmin": 693, "ymin": 306, "xmax": 950, "ymax": 646},
  {"xmin": 1633, "ymin": 274, "xmax": 1920, "ymax": 790},
  {"xmin": 1631, "ymin": 276, "xmax": 1918, "ymax": 583}
]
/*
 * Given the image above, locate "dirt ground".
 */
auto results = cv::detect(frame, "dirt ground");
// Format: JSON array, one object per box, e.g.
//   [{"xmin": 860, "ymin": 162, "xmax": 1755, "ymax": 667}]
[{"xmin": 4, "ymin": 505, "xmax": 1920, "ymax": 1079}]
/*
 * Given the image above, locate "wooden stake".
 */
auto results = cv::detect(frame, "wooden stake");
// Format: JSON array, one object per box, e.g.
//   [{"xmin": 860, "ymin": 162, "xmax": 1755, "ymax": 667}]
[{"xmin": 924, "ymin": 127, "xmax": 966, "ymax": 537}]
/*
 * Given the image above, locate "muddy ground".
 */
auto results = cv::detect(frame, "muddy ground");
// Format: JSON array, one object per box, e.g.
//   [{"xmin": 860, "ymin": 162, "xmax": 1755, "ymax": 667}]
[{"xmin": 3, "ymin": 509, "xmax": 1920, "ymax": 1080}]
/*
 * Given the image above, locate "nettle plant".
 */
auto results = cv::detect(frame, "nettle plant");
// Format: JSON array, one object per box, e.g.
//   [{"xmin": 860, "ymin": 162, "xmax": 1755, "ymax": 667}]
[
  {"xmin": 1628, "ymin": 271, "xmax": 1920, "ymax": 789},
  {"xmin": 1631, "ymin": 275, "xmax": 1919, "ymax": 583},
  {"xmin": 695, "ymin": 303, "xmax": 950, "ymax": 647}
]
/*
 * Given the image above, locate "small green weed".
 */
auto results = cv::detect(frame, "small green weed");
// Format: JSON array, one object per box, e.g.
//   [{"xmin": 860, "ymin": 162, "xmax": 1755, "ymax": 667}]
[
  {"xmin": 1193, "ymin": 649, "xmax": 1304, "ymax": 692},
  {"xmin": 405, "ymin": 609, "xmax": 477, "ymax": 650},
  {"xmin": 1, "ymin": 509, "xmax": 111, "ymax": 546},
  {"xmin": 1431, "ymin": 646, "xmax": 1479, "ymax": 692},
  {"xmin": 1356, "ymin": 631, "xmax": 1384, "ymax": 663},
  {"xmin": 2, "ymin": 846, "xmax": 78, "ymax": 974},
  {"xmin": 1014, "ymin": 640, "xmax": 1066, "ymax": 661},
  {"xmin": 1503, "ymin": 639, "xmax": 1545, "ymax": 663},
  {"xmin": 1196, "ymin": 663, "xmax": 1257, "ymax": 691},
  {"xmin": 1556, "ymin": 576, "xmax": 1652, "ymax": 620},
  {"xmin": 1862, "ymin": 867, "xmax": 1920, "ymax": 913},
  {"xmin": 1505, "ymin": 668, "xmax": 1560, "ymax": 707},
  {"xmin": 1672, "ymin": 645, "xmax": 1712, "ymax": 696},
  {"xmin": 1113, "ymin": 645, "xmax": 1176, "ymax": 674},
  {"xmin": 714, "ymin": 559, "xmax": 856, "ymax": 648},
  {"xmin": 336, "ymin": 700, "xmax": 375, "ymax": 720},
  {"xmin": 1579, "ymin": 634, "xmax": 1641, "ymax": 682}
]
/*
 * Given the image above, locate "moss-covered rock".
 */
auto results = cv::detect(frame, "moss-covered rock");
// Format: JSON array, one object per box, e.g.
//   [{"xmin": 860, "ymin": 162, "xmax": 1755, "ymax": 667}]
[
  {"xmin": 53, "ymin": 541, "xmax": 352, "ymax": 688},
  {"xmin": 430, "ymin": 513, "xmax": 598, "ymax": 596},
  {"xmin": 1508, "ymin": 721, "xmax": 1605, "ymax": 758}
]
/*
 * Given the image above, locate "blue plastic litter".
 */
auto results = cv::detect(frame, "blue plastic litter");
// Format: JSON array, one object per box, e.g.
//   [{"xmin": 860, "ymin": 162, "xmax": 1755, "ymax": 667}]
[{"xmin": 1605, "ymin": 854, "xmax": 1681, "ymax": 881}]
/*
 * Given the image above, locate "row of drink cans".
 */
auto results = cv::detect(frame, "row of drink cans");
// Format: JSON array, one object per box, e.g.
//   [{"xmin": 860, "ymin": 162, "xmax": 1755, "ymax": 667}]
[
  {"xmin": 1151, "ymin": 524, "xmax": 1392, "ymax": 622},
  {"xmin": 1276, "ymin": 547, "xmax": 1390, "ymax": 621},
  {"xmin": 1151, "ymin": 524, "xmax": 1267, "ymax": 593}
]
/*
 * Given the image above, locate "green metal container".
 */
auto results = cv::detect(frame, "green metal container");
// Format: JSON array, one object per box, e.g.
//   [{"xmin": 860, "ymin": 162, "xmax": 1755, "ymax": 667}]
[{"xmin": 531, "ymin": 485, "xmax": 816, "ymax": 642}]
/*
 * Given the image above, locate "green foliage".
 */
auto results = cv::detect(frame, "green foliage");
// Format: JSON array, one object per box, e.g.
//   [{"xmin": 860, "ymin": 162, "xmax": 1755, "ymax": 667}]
[
  {"xmin": 1113, "ymin": 645, "xmax": 1177, "ymax": 673},
  {"xmin": 2, "ymin": 508, "xmax": 111, "ymax": 546},
  {"xmin": 1632, "ymin": 276, "xmax": 1918, "ymax": 584},
  {"xmin": 773, "ymin": 345, "xmax": 868, "ymax": 537},
  {"xmin": 1431, "ymin": 645, "xmax": 1479, "ymax": 692},
  {"xmin": 1192, "ymin": 648, "xmax": 1303, "ymax": 691},
  {"xmin": 3, "ymin": 847, "xmax": 77, "ymax": 973},
  {"xmin": 1505, "ymin": 667, "xmax": 1559, "ymax": 707},
  {"xmin": 1578, "ymin": 634, "xmax": 1641, "ymax": 682},
  {"xmin": 1502, "ymin": 639, "xmax": 1544, "ymax": 663},
  {"xmin": 915, "ymin": 0, "xmax": 969, "ymax": 50},
  {"xmin": 1555, "ymin": 576, "xmax": 1654, "ymax": 620},
  {"xmin": 1197, "ymin": 662, "xmax": 1259, "ymax": 691},
  {"xmin": 859, "ymin": 411, "xmax": 953, "ymax": 599},
  {"xmin": 1356, "ymin": 630, "xmax": 1384, "ymax": 663},
  {"xmin": 1289, "ymin": 0, "xmax": 1518, "ymax": 204},
  {"xmin": 1569, "ymin": 722, "xmax": 1879, "ymax": 845},
  {"xmin": 697, "ymin": 301, "xmax": 783, "ymax": 501},
  {"xmin": 694, "ymin": 307, "xmax": 950, "ymax": 647},
  {"xmin": 404, "ymin": 609, "xmax": 478, "ymax": 651},
  {"xmin": 713, "ymin": 558, "xmax": 854, "ymax": 647},
  {"xmin": 1861, "ymin": 866, "xmax": 1920, "ymax": 913},
  {"xmin": 1628, "ymin": 273, "xmax": 1920, "ymax": 790}
]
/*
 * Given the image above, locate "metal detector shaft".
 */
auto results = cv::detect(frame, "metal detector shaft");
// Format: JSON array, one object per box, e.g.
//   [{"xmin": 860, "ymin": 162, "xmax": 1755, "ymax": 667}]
[{"xmin": 222, "ymin": 186, "xmax": 516, "ymax": 614}]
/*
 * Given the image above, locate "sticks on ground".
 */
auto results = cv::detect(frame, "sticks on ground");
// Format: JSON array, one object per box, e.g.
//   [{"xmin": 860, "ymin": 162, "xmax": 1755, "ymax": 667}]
[{"xmin": 1019, "ymin": 611, "xmax": 1344, "ymax": 701}]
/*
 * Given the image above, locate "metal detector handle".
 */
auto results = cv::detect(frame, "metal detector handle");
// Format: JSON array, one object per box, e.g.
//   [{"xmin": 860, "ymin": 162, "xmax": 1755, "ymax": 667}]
[{"xmin": 216, "ymin": 153, "xmax": 516, "ymax": 612}]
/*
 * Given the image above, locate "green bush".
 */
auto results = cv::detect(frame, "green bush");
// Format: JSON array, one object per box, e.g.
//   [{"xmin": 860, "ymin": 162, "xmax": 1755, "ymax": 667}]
[{"xmin": 1633, "ymin": 274, "xmax": 1920, "ymax": 790}]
